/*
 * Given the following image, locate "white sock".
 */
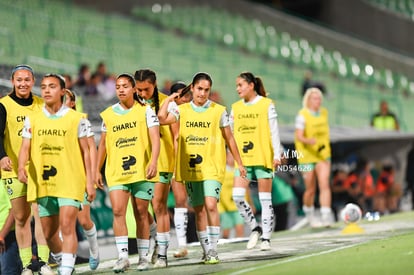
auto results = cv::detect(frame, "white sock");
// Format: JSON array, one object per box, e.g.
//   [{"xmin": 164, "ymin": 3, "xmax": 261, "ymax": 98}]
[
  {"xmin": 196, "ymin": 230, "xmax": 210, "ymax": 254},
  {"xmin": 233, "ymin": 187, "xmax": 258, "ymax": 230},
  {"xmin": 303, "ymin": 205, "xmax": 315, "ymax": 224},
  {"xmin": 59, "ymin": 253, "xmax": 76, "ymax": 275},
  {"xmin": 156, "ymin": 232, "xmax": 170, "ymax": 257},
  {"xmin": 115, "ymin": 236, "xmax": 129, "ymax": 260},
  {"xmin": 320, "ymin": 206, "xmax": 332, "ymax": 220},
  {"xmin": 84, "ymin": 223, "xmax": 99, "ymax": 259},
  {"xmin": 137, "ymin": 239, "xmax": 150, "ymax": 259},
  {"xmin": 207, "ymin": 226, "xmax": 220, "ymax": 251},
  {"xmin": 174, "ymin": 208, "xmax": 188, "ymax": 247},
  {"xmin": 259, "ymin": 192, "xmax": 274, "ymax": 239},
  {"xmin": 51, "ymin": 252, "xmax": 62, "ymax": 266}
]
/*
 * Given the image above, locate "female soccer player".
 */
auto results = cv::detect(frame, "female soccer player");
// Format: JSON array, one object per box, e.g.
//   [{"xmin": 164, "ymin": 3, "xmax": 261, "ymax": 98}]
[
  {"xmin": 18, "ymin": 73, "xmax": 95, "ymax": 275},
  {"xmin": 158, "ymin": 72, "xmax": 246, "ymax": 264},
  {"xmin": 134, "ymin": 69, "xmax": 174, "ymax": 268},
  {"xmin": 295, "ymin": 87, "xmax": 332, "ymax": 227},
  {"xmin": 230, "ymin": 72, "xmax": 282, "ymax": 250},
  {"xmin": 0, "ymin": 65, "xmax": 53, "ymax": 275},
  {"xmin": 96, "ymin": 73, "xmax": 160, "ymax": 272},
  {"xmin": 64, "ymin": 89, "xmax": 100, "ymax": 270}
]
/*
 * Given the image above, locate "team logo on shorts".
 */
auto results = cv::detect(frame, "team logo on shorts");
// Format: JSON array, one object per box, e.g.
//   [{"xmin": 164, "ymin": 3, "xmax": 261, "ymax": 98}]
[
  {"xmin": 7, "ymin": 186, "xmax": 13, "ymax": 196},
  {"xmin": 42, "ymin": 165, "xmax": 57, "ymax": 180},
  {"xmin": 189, "ymin": 154, "xmax": 203, "ymax": 168}
]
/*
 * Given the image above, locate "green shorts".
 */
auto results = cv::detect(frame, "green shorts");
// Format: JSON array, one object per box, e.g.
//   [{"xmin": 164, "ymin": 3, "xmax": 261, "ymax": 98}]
[
  {"xmin": 2, "ymin": 177, "xmax": 27, "ymax": 200},
  {"xmin": 234, "ymin": 166, "xmax": 273, "ymax": 180},
  {"xmin": 82, "ymin": 192, "xmax": 90, "ymax": 206},
  {"xmin": 109, "ymin": 181, "xmax": 154, "ymax": 200},
  {"xmin": 186, "ymin": 180, "xmax": 221, "ymax": 207},
  {"xmin": 159, "ymin": 172, "xmax": 173, "ymax": 184},
  {"xmin": 37, "ymin": 197, "xmax": 81, "ymax": 217},
  {"xmin": 220, "ymin": 211, "xmax": 244, "ymax": 230}
]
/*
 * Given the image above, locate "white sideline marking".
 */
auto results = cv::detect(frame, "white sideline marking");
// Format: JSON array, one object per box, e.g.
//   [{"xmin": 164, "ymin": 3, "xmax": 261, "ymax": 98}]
[{"xmin": 228, "ymin": 242, "xmax": 364, "ymax": 275}]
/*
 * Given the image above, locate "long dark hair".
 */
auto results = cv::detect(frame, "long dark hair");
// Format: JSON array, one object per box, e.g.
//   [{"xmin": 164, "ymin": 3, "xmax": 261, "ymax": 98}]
[
  {"xmin": 170, "ymin": 81, "xmax": 191, "ymax": 98},
  {"xmin": 192, "ymin": 72, "xmax": 213, "ymax": 87},
  {"xmin": 134, "ymin": 69, "xmax": 160, "ymax": 114},
  {"xmin": 238, "ymin": 72, "xmax": 267, "ymax": 97}
]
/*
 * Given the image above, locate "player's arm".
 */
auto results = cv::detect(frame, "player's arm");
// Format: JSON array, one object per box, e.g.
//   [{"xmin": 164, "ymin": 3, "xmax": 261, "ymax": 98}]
[
  {"xmin": 221, "ymin": 126, "xmax": 246, "ymax": 179},
  {"xmin": 17, "ymin": 138, "xmax": 31, "ymax": 184},
  {"xmin": 147, "ymin": 105, "xmax": 160, "ymax": 179},
  {"xmin": 78, "ymin": 118, "xmax": 95, "ymax": 202},
  {"xmin": 0, "ymin": 103, "xmax": 12, "ymax": 171},
  {"xmin": 95, "ymin": 131, "xmax": 107, "ymax": 189},
  {"xmin": 158, "ymin": 94, "xmax": 179, "ymax": 125},
  {"xmin": 17, "ymin": 117, "xmax": 32, "ymax": 184}
]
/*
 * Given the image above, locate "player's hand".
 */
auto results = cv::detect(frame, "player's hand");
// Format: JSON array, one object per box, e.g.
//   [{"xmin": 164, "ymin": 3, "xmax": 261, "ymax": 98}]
[
  {"xmin": 86, "ymin": 183, "xmax": 96, "ymax": 202},
  {"xmin": 17, "ymin": 168, "xmax": 28, "ymax": 184},
  {"xmin": 95, "ymin": 173, "xmax": 105, "ymax": 190},
  {"xmin": 146, "ymin": 164, "xmax": 157, "ymax": 179},
  {"xmin": 0, "ymin": 156, "xmax": 12, "ymax": 171},
  {"xmin": 239, "ymin": 166, "xmax": 249, "ymax": 184}
]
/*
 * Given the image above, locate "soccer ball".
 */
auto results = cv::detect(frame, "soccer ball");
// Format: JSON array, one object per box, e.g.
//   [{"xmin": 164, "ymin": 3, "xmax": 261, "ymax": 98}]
[{"xmin": 340, "ymin": 203, "xmax": 362, "ymax": 224}]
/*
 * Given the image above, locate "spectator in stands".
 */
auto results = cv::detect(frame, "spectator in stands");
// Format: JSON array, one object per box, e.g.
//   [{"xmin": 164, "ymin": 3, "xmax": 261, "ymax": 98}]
[
  {"xmin": 405, "ymin": 142, "xmax": 414, "ymax": 210},
  {"xmin": 84, "ymin": 73, "xmax": 101, "ymax": 96},
  {"xmin": 343, "ymin": 158, "xmax": 375, "ymax": 213},
  {"xmin": 94, "ymin": 62, "xmax": 109, "ymax": 83},
  {"xmin": 374, "ymin": 163, "xmax": 402, "ymax": 214},
  {"xmin": 230, "ymin": 72, "xmax": 282, "ymax": 251},
  {"xmin": 209, "ymin": 90, "xmax": 224, "ymax": 104},
  {"xmin": 64, "ymin": 89, "xmax": 100, "ymax": 270},
  {"xmin": 75, "ymin": 64, "xmax": 90, "ymax": 88},
  {"xmin": 0, "ymin": 65, "xmax": 53, "ymax": 275},
  {"xmin": 160, "ymin": 79, "xmax": 173, "ymax": 95},
  {"xmin": 62, "ymin": 74, "xmax": 74, "ymax": 90},
  {"xmin": 301, "ymin": 70, "xmax": 326, "ymax": 97},
  {"xmin": 295, "ymin": 87, "xmax": 333, "ymax": 227},
  {"xmin": 331, "ymin": 164, "xmax": 352, "ymax": 221},
  {"xmin": 96, "ymin": 73, "xmax": 159, "ymax": 272},
  {"xmin": 370, "ymin": 100, "xmax": 399, "ymax": 131},
  {"xmin": 18, "ymin": 73, "xmax": 95, "ymax": 275}
]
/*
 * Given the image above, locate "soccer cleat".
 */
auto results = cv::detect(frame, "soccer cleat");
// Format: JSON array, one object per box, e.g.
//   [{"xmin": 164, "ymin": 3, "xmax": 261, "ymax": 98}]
[
  {"xmin": 321, "ymin": 213, "xmax": 334, "ymax": 228},
  {"xmin": 112, "ymin": 258, "xmax": 130, "ymax": 273},
  {"xmin": 153, "ymin": 255, "xmax": 168, "ymax": 268},
  {"xmin": 89, "ymin": 255, "xmax": 100, "ymax": 270},
  {"xmin": 247, "ymin": 226, "xmax": 262, "ymax": 249},
  {"xmin": 38, "ymin": 261, "xmax": 56, "ymax": 275},
  {"xmin": 151, "ymin": 243, "xmax": 159, "ymax": 264},
  {"xmin": 21, "ymin": 266, "xmax": 34, "ymax": 275},
  {"xmin": 204, "ymin": 249, "xmax": 219, "ymax": 264},
  {"xmin": 200, "ymin": 253, "xmax": 207, "ymax": 263},
  {"xmin": 260, "ymin": 239, "xmax": 271, "ymax": 251},
  {"xmin": 137, "ymin": 258, "xmax": 149, "ymax": 271},
  {"xmin": 173, "ymin": 247, "xmax": 188, "ymax": 258}
]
